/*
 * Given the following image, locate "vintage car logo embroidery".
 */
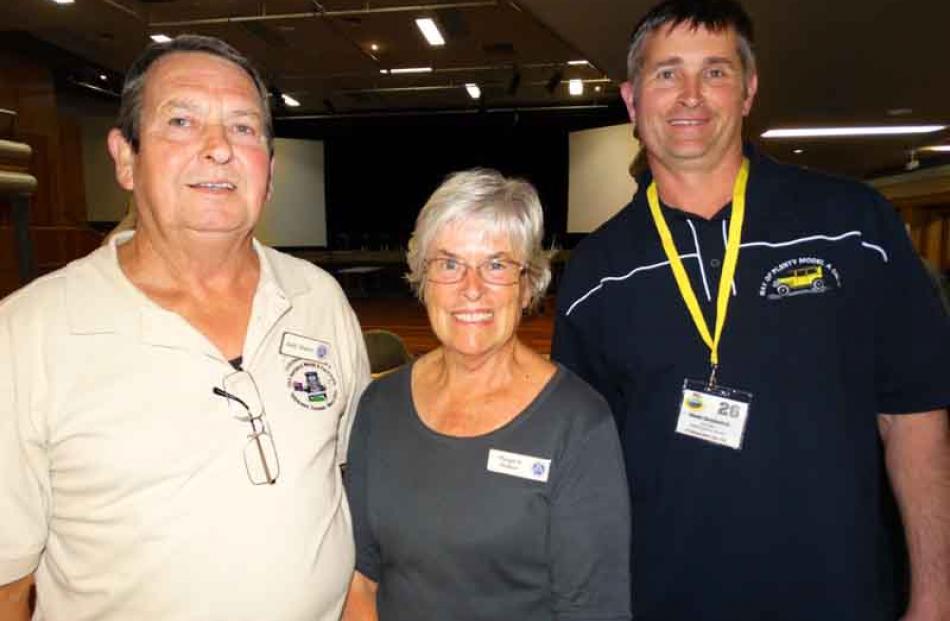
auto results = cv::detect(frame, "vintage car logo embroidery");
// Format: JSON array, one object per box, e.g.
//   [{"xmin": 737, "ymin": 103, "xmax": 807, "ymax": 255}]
[{"xmin": 759, "ymin": 257, "xmax": 841, "ymax": 300}]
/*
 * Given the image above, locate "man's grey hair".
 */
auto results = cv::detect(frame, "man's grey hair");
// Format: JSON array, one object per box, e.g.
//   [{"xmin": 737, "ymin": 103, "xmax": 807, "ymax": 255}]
[
  {"xmin": 626, "ymin": 0, "xmax": 757, "ymax": 97},
  {"xmin": 405, "ymin": 168, "xmax": 552, "ymax": 311},
  {"xmin": 116, "ymin": 34, "xmax": 273, "ymax": 154}
]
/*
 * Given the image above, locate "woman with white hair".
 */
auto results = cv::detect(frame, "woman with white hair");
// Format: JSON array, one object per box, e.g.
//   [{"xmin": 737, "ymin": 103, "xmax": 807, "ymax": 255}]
[{"xmin": 343, "ymin": 169, "xmax": 631, "ymax": 621}]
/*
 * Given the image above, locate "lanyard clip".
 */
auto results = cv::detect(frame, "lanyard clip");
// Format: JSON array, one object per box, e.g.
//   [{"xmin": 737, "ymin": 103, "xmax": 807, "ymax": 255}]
[{"xmin": 707, "ymin": 364, "xmax": 719, "ymax": 389}]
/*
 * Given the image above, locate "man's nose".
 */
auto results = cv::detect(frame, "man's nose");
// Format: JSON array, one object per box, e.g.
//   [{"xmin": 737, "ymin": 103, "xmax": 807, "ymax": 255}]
[
  {"xmin": 201, "ymin": 123, "xmax": 234, "ymax": 164},
  {"xmin": 678, "ymin": 74, "xmax": 703, "ymax": 107}
]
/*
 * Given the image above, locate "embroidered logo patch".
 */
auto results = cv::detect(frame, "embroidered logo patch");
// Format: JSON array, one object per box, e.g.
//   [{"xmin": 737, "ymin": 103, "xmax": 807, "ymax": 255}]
[
  {"xmin": 286, "ymin": 359, "xmax": 338, "ymax": 410},
  {"xmin": 759, "ymin": 257, "xmax": 841, "ymax": 300}
]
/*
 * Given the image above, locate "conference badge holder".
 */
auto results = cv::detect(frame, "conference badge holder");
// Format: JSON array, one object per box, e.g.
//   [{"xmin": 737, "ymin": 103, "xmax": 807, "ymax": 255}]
[
  {"xmin": 647, "ymin": 158, "xmax": 755, "ymax": 452},
  {"xmin": 675, "ymin": 377, "xmax": 752, "ymax": 450}
]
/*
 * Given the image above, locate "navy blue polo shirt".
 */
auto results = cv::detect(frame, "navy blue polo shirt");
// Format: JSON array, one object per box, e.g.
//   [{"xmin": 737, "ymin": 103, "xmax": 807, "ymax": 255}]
[{"xmin": 552, "ymin": 149, "xmax": 950, "ymax": 621}]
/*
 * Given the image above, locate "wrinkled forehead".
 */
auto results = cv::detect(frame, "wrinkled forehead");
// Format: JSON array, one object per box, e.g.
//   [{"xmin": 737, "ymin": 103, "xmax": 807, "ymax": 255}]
[
  {"xmin": 431, "ymin": 216, "xmax": 523, "ymax": 259},
  {"xmin": 643, "ymin": 21, "xmax": 742, "ymax": 63},
  {"xmin": 143, "ymin": 51, "xmax": 263, "ymax": 112}
]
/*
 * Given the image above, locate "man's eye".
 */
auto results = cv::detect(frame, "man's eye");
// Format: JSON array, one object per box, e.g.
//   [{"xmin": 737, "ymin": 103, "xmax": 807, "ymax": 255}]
[
  {"xmin": 657, "ymin": 69, "xmax": 675, "ymax": 80},
  {"xmin": 707, "ymin": 68, "xmax": 726, "ymax": 78},
  {"xmin": 233, "ymin": 124, "xmax": 257, "ymax": 136},
  {"xmin": 168, "ymin": 117, "xmax": 191, "ymax": 128}
]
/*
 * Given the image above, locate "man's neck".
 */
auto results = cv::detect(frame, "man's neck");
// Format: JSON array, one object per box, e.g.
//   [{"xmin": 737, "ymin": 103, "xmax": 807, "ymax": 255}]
[
  {"xmin": 649, "ymin": 151, "xmax": 744, "ymax": 220},
  {"xmin": 117, "ymin": 226, "xmax": 259, "ymax": 299}
]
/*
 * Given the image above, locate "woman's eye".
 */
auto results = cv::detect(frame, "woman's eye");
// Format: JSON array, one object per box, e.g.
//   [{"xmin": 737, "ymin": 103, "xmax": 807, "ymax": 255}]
[
  {"xmin": 168, "ymin": 117, "xmax": 191, "ymax": 128},
  {"xmin": 234, "ymin": 124, "xmax": 257, "ymax": 136}
]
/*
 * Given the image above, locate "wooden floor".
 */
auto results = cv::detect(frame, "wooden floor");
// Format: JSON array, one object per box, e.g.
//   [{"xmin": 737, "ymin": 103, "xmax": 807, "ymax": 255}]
[{"xmin": 350, "ymin": 296, "xmax": 556, "ymax": 357}]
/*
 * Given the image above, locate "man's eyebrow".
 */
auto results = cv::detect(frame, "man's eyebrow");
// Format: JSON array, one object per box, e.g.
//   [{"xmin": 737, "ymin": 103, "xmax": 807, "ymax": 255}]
[
  {"xmin": 648, "ymin": 56, "xmax": 684, "ymax": 69},
  {"xmin": 704, "ymin": 56, "xmax": 737, "ymax": 66},
  {"xmin": 228, "ymin": 109, "xmax": 263, "ymax": 120},
  {"xmin": 158, "ymin": 98, "xmax": 201, "ymax": 113}
]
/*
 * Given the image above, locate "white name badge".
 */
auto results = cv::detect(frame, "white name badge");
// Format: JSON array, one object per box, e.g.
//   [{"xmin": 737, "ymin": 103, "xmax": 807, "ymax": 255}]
[
  {"xmin": 675, "ymin": 379, "xmax": 753, "ymax": 450},
  {"xmin": 280, "ymin": 332, "xmax": 331, "ymax": 362},
  {"xmin": 486, "ymin": 449, "xmax": 551, "ymax": 483}
]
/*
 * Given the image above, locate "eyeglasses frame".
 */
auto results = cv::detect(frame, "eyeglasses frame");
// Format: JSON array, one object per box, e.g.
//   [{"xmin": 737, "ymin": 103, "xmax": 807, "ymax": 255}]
[
  {"xmin": 213, "ymin": 371, "xmax": 280, "ymax": 485},
  {"xmin": 423, "ymin": 256, "xmax": 527, "ymax": 286}
]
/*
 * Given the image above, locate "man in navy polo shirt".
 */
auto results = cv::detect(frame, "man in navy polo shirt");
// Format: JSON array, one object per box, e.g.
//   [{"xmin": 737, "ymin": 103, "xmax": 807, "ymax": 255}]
[{"xmin": 552, "ymin": 1, "xmax": 950, "ymax": 619}]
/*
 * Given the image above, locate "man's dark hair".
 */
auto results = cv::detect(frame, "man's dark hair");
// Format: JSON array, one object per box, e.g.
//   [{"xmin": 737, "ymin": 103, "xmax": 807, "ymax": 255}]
[
  {"xmin": 116, "ymin": 34, "xmax": 273, "ymax": 155},
  {"xmin": 626, "ymin": 0, "xmax": 756, "ymax": 93}
]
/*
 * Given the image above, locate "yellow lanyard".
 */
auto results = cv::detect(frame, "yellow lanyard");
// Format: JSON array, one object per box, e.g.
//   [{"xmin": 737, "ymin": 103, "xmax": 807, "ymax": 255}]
[{"xmin": 646, "ymin": 158, "xmax": 750, "ymax": 386}]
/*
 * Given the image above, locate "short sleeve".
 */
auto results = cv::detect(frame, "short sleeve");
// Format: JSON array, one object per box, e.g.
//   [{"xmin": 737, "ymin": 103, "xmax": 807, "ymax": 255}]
[
  {"xmin": 0, "ymin": 309, "xmax": 50, "ymax": 584},
  {"xmin": 868, "ymin": 195, "xmax": 950, "ymax": 413},
  {"xmin": 344, "ymin": 384, "xmax": 381, "ymax": 582},
  {"xmin": 549, "ymin": 393, "xmax": 631, "ymax": 621}
]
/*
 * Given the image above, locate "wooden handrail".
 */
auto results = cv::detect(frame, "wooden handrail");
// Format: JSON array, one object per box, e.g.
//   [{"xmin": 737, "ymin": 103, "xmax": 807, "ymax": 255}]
[
  {"xmin": 0, "ymin": 136, "xmax": 37, "ymax": 284},
  {"xmin": 0, "ymin": 139, "xmax": 31, "ymax": 162},
  {"xmin": 0, "ymin": 170, "xmax": 37, "ymax": 195}
]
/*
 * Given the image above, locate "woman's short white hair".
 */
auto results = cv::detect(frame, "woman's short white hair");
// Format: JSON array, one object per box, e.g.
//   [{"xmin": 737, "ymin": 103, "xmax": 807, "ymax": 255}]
[{"xmin": 406, "ymin": 168, "xmax": 552, "ymax": 310}]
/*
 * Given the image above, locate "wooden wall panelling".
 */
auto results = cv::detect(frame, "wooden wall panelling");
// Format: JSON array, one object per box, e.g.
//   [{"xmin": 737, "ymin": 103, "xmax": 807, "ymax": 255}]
[
  {"xmin": 57, "ymin": 118, "xmax": 88, "ymax": 225},
  {"xmin": 895, "ymin": 195, "xmax": 950, "ymax": 271},
  {"xmin": 0, "ymin": 48, "xmax": 104, "ymax": 300},
  {"xmin": 0, "ymin": 219, "xmax": 18, "ymax": 295}
]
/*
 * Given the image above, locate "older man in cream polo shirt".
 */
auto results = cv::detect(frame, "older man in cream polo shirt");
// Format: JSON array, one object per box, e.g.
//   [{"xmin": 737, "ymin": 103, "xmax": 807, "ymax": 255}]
[{"xmin": 0, "ymin": 35, "xmax": 369, "ymax": 620}]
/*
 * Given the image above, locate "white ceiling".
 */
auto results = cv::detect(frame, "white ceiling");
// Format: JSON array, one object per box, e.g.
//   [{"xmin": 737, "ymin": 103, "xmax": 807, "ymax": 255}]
[{"xmin": 1, "ymin": 0, "xmax": 947, "ymax": 177}]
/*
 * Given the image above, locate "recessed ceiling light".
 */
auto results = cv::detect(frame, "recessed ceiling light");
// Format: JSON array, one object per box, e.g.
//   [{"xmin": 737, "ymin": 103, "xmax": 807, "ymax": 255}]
[
  {"xmin": 793, "ymin": 148, "xmax": 804, "ymax": 154},
  {"xmin": 594, "ymin": 85, "xmax": 602, "ymax": 92},
  {"xmin": 150, "ymin": 34, "xmax": 173, "ymax": 44},
  {"xmin": 370, "ymin": 43, "xmax": 379, "ymax": 52},
  {"xmin": 384, "ymin": 66, "xmax": 433, "ymax": 75},
  {"xmin": 567, "ymin": 60, "xmax": 588, "ymax": 66},
  {"xmin": 762, "ymin": 125, "xmax": 947, "ymax": 138},
  {"xmin": 465, "ymin": 83, "xmax": 481, "ymax": 99},
  {"xmin": 415, "ymin": 18, "xmax": 445, "ymax": 47},
  {"xmin": 568, "ymin": 79, "xmax": 584, "ymax": 96},
  {"xmin": 99, "ymin": 74, "xmax": 108, "ymax": 81},
  {"xmin": 886, "ymin": 108, "xmax": 913, "ymax": 117},
  {"xmin": 921, "ymin": 145, "xmax": 950, "ymax": 153},
  {"xmin": 50, "ymin": 0, "xmax": 74, "ymax": 4},
  {"xmin": 281, "ymin": 94, "xmax": 301, "ymax": 107}
]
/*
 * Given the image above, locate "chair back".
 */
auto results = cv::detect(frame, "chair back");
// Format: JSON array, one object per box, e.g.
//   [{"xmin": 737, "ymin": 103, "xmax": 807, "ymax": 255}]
[{"xmin": 363, "ymin": 329, "xmax": 413, "ymax": 376}]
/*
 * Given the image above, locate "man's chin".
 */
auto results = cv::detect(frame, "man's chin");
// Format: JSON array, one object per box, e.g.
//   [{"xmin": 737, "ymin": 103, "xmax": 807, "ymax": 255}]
[{"xmin": 183, "ymin": 223, "xmax": 254, "ymax": 239}]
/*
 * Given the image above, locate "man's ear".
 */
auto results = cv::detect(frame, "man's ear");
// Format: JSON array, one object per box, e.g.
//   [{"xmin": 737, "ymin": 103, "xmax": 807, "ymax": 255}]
[
  {"xmin": 107, "ymin": 128, "xmax": 135, "ymax": 191},
  {"xmin": 266, "ymin": 155, "xmax": 275, "ymax": 202},
  {"xmin": 620, "ymin": 81, "xmax": 637, "ymax": 125},
  {"xmin": 742, "ymin": 72, "xmax": 758, "ymax": 117}
]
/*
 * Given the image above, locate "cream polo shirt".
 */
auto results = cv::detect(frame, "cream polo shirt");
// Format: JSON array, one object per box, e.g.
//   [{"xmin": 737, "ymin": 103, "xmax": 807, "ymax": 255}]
[{"xmin": 0, "ymin": 232, "xmax": 370, "ymax": 621}]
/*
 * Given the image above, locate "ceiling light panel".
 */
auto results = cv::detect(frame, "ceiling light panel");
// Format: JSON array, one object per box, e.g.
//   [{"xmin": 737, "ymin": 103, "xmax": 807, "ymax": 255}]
[
  {"xmin": 282, "ymin": 94, "xmax": 301, "ymax": 107},
  {"xmin": 568, "ymin": 79, "xmax": 584, "ymax": 96},
  {"xmin": 762, "ymin": 125, "xmax": 947, "ymax": 138},
  {"xmin": 465, "ymin": 83, "xmax": 481, "ymax": 99},
  {"xmin": 150, "ymin": 34, "xmax": 173, "ymax": 43},
  {"xmin": 383, "ymin": 67, "xmax": 434, "ymax": 75},
  {"xmin": 415, "ymin": 18, "xmax": 445, "ymax": 47}
]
